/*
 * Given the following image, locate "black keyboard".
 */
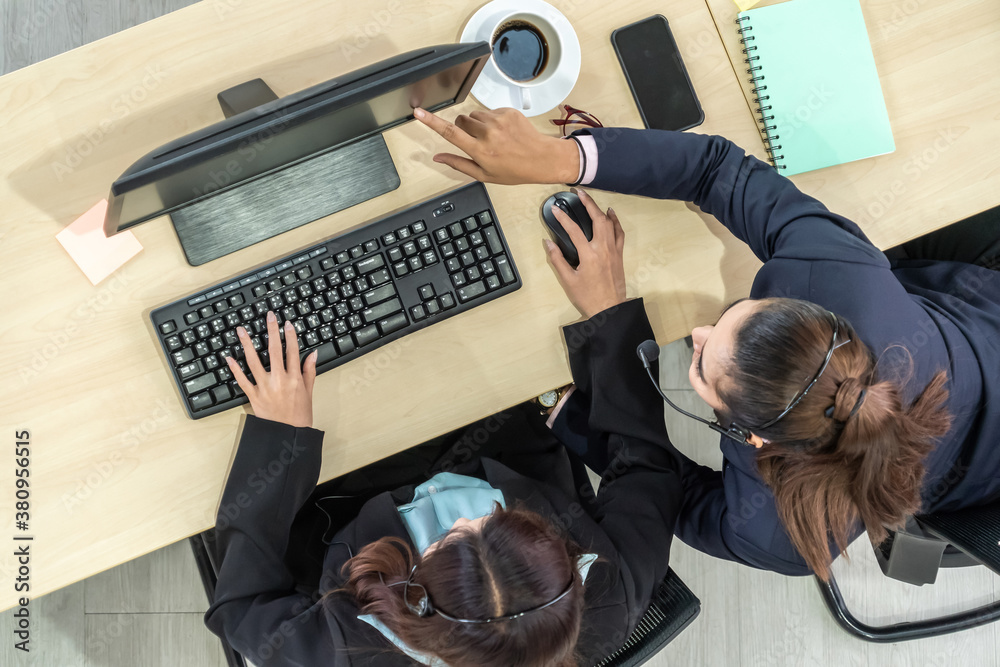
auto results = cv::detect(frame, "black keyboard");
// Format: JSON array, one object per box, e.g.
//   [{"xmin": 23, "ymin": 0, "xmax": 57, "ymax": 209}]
[{"xmin": 150, "ymin": 182, "xmax": 521, "ymax": 419}]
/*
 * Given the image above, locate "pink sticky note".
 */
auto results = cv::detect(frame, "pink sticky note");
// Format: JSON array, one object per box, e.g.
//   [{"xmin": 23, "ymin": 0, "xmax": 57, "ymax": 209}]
[{"xmin": 56, "ymin": 200, "xmax": 143, "ymax": 285}]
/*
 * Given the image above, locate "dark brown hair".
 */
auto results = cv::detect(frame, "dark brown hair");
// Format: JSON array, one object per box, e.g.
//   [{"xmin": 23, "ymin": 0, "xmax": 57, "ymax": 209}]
[
  {"xmin": 342, "ymin": 505, "xmax": 586, "ymax": 666},
  {"xmin": 717, "ymin": 298, "xmax": 952, "ymax": 580}
]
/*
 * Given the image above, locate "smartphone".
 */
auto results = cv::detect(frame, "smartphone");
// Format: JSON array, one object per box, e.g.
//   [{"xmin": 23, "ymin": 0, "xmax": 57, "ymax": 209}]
[{"xmin": 611, "ymin": 15, "xmax": 704, "ymax": 132}]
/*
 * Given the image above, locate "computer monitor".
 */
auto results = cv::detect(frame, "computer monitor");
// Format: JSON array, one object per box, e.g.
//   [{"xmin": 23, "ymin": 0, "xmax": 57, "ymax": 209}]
[{"xmin": 104, "ymin": 42, "xmax": 491, "ymax": 265}]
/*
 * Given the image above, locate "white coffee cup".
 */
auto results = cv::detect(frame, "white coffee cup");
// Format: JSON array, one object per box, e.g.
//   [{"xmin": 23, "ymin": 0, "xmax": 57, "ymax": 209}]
[{"xmin": 488, "ymin": 11, "xmax": 563, "ymax": 110}]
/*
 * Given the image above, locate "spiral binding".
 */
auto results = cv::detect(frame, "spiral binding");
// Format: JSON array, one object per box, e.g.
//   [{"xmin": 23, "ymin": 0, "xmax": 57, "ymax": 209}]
[{"xmin": 736, "ymin": 16, "xmax": 785, "ymax": 169}]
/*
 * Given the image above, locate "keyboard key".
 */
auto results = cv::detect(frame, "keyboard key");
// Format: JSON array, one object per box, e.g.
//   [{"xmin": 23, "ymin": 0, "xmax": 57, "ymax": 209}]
[
  {"xmin": 165, "ymin": 335, "xmax": 182, "ymax": 351},
  {"xmin": 469, "ymin": 231, "xmax": 484, "ymax": 246},
  {"xmin": 440, "ymin": 242, "xmax": 455, "ymax": 258},
  {"xmin": 439, "ymin": 293, "xmax": 456, "ymax": 310},
  {"xmin": 411, "ymin": 304, "xmax": 427, "ymax": 321},
  {"xmin": 213, "ymin": 334, "xmax": 230, "ymax": 350},
  {"xmin": 354, "ymin": 325, "xmax": 379, "ymax": 347},
  {"xmin": 310, "ymin": 247, "xmax": 327, "ymax": 257},
  {"xmin": 313, "ymin": 341, "xmax": 339, "ymax": 365},
  {"xmin": 396, "ymin": 227, "xmax": 411, "ymax": 239},
  {"xmin": 341, "ymin": 265, "xmax": 357, "ymax": 281},
  {"xmin": 417, "ymin": 235, "xmax": 432, "ymax": 251},
  {"xmin": 211, "ymin": 385, "xmax": 232, "ymax": 404},
  {"xmin": 466, "ymin": 266, "xmax": 481, "ymax": 281},
  {"xmin": 364, "ymin": 239, "xmax": 379, "ymax": 253},
  {"xmin": 477, "ymin": 210, "xmax": 494, "ymax": 225},
  {"xmin": 199, "ymin": 306, "xmax": 214, "ymax": 319},
  {"xmin": 319, "ymin": 325, "xmax": 334, "ymax": 340},
  {"xmin": 486, "ymin": 275, "xmax": 501, "ymax": 291},
  {"xmin": 336, "ymin": 335, "xmax": 356, "ymax": 356},
  {"xmin": 306, "ymin": 314, "xmax": 321, "ymax": 329},
  {"xmin": 460, "ymin": 252, "xmax": 475, "ymax": 267},
  {"xmin": 327, "ymin": 273, "xmax": 343, "ymax": 287},
  {"xmin": 256, "ymin": 267, "xmax": 276, "ymax": 280},
  {"xmin": 449, "ymin": 222, "xmax": 463, "ymax": 238},
  {"xmin": 229, "ymin": 294, "xmax": 245, "ymax": 307},
  {"xmin": 183, "ymin": 373, "xmax": 216, "ymax": 396},
  {"xmin": 392, "ymin": 261, "xmax": 408, "ymax": 277},
  {"xmin": 321, "ymin": 257, "xmax": 336, "ymax": 271},
  {"xmin": 303, "ymin": 331, "xmax": 320, "ymax": 347},
  {"xmin": 230, "ymin": 380, "xmax": 245, "ymax": 398},
  {"xmin": 458, "ymin": 281, "xmax": 487, "ymax": 302},
  {"xmin": 455, "ymin": 238, "xmax": 470, "ymax": 252},
  {"xmin": 382, "ymin": 232, "xmax": 397, "ymax": 245},
  {"xmin": 205, "ymin": 288, "xmax": 224, "ymax": 299},
  {"xmin": 481, "ymin": 260, "xmax": 496, "ymax": 276},
  {"xmin": 312, "ymin": 276, "xmax": 328, "ymax": 292},
  {"xmin": 349, "ymin": 297, "xmax": 364, "ymax": 312},
  {"xmin": 184, "ymin": 311, "xmax": 200, "ymax": 325},
  {"xmin": 348, "ymin": 314, "xmax": 363, "ymax": 329},
  {"xmin": 402, "ymin": 241, "xmax": 417, "ymax": 257},
  {"xmin": 268, "ymin": 279, "xmax": 282, "ymax": 292},
  {"xmin": 411, "ymin": 221, "xmax": 426, "ymax": 233},
  {"xmin": 451, "ymin": 272, "xmax": 467, "ymax": 287},
  {"xmin": 292, "ymin": 254, "xmax": 309, "ymax": 265},
  {"xmin": 354, "ymin": 277, "xmax": 369, "ymax": 292},
  {"xmin": 296, "ymin": 302, "xmax": 312, "ymax": 317},
  {"xmin": 368, "ymin": 268, "xmax": 391, "ymax": 286},
  {"xmin": 408, "ymin": 256, "xmax": 423, "ymax": 271},
  {"xmin": 195, "ymin": 341, "xmax": 210, "ymax": 357},
  {"xmin": 474, "ymin": 246, "xmax": 490, "ymax": 261},
  {"xmin": 363, "ymin": 283, "xmax": 396, "ymax": 305},
  {"xmin": 426, "ymin": 299, "xmax": 441, "ymax": 315},
  {"xmin": 320, "ymin": 308, "xmax": 336, "ymax": 323},
  {"xmin": 356, "ymin": 255, "xmax": 385, "ymax": 274},
  {"xmin": 204, "ymin": 355, "xmax": 220, "ymax": 371},
  {"xmin": 483, "ymin": 225, "xmax": 504, "ymax": 255},
  {"xmin": 225, "ymin": 313, "xmax": 241, "ymax": 327},
  {"xmin": 463, "ymin": 216, "xmax": 477, "ymax": 231},
  {"xmin": 378, "ymin": 312, "xmax": 408, "ymax": 335},
  {"xmin": 496, "ymin": 255, "xmax": 516, "ymax": 284},
  {"xmin": 422, "ymin": 251, "xmax": 438, "ymax": 265},
  {"xmin": 335, "ymin": 302, "xmax": 350, "ymax": 318},
  {"xmin": 293, "ymin": 320, "xmax": 306, "ymax": 335},
  {"xmin": 362, "ymin": 297, "xmax": 403, "ymax": 325},
  {"xmin": 159, "ymin": 320, "xmax": 177, "ymax": 335},
  {"xmin": 296, "ymin": 266, "xmax": 312, "ymax": 280},
  {"xmin": 297, "ymin": 284, "xmax": 313, "ymax": 298},
  {"xmin": 190, "ymin": 392, "xmax": 213, "ymax": 411},
  {"xmin": 350, "ymin": 245, "xmax": 364, "ymax": 258},
  {"xmin": 281, "ymin": 307, "xmax": 296, "ymax": 322},
  {"xmin": 434, "ymin": 228, "xmax": 449, "ymax": 243},
  {"xmin": 334, "ymin": 320, "xmax": 349, "ymax": 335},
  {"xmin": 196, "ymin": 324, "xmax": 212, "ymax": 339},
  {"xmin": 388, "ymin": 247, "xmax": 403, "ymax": 262},
  {"xmin": 446, "ymin": 258, "xmax": 461, "ymax": 273},
  {"xmin": 172, "ymin": 348, "xmax": 195, "ymax": 366},
  {"xmin": 282, "ymin": 273, "xmax": 296, "ymax": 286},
  {"xmin": 178, "ymin": 360, "xmax": 204, "ymax": 380},
  {"xmin": 181, "ymin": 330, "xmax": 197, "ymax": 346},
  {"xmin": 418, "ymin": 284, "xmax": 435, "ymax": 300},
  {"xmin": 336, "ymin": 251, "xmax": 350, "ymax": 264}
]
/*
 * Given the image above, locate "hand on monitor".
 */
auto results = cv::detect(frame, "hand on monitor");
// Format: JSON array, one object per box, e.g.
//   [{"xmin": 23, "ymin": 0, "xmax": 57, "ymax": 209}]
[
  {"xmin": 544, "ymin": 189, "xmax": 628, "ymax": 320},
  {"xmin": 413, "ymin": 107, "xmax": 579, "ymax": 185},
  {"xmin": 228, "ymin": 311, "xmax": 318, "ymax": 428}
]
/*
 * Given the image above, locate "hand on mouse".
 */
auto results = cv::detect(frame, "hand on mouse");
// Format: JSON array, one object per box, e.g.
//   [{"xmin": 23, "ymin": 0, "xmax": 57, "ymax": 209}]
[
  {"xmin": 545, "ymin": 189, "xmax": 627, "ymax": 319},
  {"xmin": 413, "ymin": 107, "xmax": 580, "ymax": 185},
  {"xmin": 227, "ymin": 311, "xmax": 318, "ymax": 428}
]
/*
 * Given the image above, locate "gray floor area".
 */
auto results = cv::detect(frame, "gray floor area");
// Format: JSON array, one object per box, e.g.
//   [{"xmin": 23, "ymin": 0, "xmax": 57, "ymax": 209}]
[{"xmin": 4, "ymin": 2, "xmax": 998, "ymax": 665}]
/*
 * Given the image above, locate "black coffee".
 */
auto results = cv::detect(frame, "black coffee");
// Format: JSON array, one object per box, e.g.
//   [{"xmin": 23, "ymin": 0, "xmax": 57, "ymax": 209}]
[{"xmin": 491, "ymin": 20, "xmax": 548, "ymax": 82}]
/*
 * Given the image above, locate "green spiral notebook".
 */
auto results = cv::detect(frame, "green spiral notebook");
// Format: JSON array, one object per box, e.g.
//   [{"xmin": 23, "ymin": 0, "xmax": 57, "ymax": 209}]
[{"xmin": 737, "ymin": 0, "xmax": 895, "ymax": 175}]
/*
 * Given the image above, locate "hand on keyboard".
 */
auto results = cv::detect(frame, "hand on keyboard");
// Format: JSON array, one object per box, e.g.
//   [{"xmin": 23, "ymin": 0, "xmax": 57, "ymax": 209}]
[{"xmin": 227, "ymin": 311, "xmax": 318, "ymax": 428}]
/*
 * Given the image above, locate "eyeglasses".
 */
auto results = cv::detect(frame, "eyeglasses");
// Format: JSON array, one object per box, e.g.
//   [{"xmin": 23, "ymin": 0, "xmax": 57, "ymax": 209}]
[{"xmin": 550, "ymin": 104, "xmax": 603, "ymax": 137}]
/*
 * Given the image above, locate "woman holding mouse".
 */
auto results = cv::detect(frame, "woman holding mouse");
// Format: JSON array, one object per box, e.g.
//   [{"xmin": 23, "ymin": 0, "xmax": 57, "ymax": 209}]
[
  {"xmin": 410, "ymin": 105, "xmax": 1000, "ymax": 580},
  {"xmin": 204, "ymin": 294, "xmax": 686, "ymax": 666}
]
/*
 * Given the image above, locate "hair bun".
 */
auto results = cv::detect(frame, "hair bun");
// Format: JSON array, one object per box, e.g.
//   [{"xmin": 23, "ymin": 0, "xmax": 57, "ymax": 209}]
[{"xmin": 831, "ymin": 377, "xmax": 867, "ymax": 422}]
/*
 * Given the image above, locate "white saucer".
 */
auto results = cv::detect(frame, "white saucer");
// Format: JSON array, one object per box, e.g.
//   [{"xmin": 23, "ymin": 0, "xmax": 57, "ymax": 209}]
[{"xmin": 460, "ymin": 0, "xmax": 581, "ymax": 117}]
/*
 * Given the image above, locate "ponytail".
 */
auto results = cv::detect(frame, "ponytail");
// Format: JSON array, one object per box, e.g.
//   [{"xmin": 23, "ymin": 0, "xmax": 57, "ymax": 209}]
[{"xmin": 719, "ymin": 299, "xmax": 952, "ymax": 580}]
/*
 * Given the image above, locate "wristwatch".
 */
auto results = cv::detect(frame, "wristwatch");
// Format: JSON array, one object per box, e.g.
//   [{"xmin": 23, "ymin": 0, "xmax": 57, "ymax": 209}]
[{"xmin": 534, "ymin": 384, "xmax": 573, "ymax": 415}]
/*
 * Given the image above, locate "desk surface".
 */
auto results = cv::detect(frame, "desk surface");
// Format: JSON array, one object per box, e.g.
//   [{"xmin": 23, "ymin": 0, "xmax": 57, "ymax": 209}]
[{"xmin": 0, "ymin": 0, "xmax": 996, "ymax": 610}]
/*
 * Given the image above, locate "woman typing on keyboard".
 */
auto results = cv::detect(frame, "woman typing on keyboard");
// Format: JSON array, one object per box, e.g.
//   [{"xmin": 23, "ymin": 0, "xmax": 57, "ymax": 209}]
[{"xmin": 205, "ymin": 299, "xmax": 686, "ymax": 665}]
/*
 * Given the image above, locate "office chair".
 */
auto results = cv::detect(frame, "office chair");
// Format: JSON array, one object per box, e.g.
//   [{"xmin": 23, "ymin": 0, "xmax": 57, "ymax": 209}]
[
  {"xmin": 190, "ymin": 531, "xmax": 700, "ymax": 667},
  {"xmin": 816, "ymin": 498, "xmax": 1000, "ymax": 642}
]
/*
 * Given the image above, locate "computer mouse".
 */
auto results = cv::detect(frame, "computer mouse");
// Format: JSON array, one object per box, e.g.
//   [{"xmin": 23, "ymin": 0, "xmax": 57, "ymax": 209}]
[{"xmin": 540, "ymin": 191, "xmax": 594, "ymax": 268}]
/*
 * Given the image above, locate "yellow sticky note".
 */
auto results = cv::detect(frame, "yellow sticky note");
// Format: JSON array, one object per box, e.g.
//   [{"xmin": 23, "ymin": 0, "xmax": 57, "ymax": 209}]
[
  {"xmin": 735, "ymin": 0, "xmax": 763, "ymax": 10},
  {"xmin": 56, "ymin": 200, "xmax": 143, "ymax": 285}
]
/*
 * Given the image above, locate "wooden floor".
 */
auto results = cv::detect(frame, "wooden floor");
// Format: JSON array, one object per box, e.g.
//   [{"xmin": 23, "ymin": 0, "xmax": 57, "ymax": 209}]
[{"xmin": 4, "ymin": 2, "xmax": 998, "ymax": 665}]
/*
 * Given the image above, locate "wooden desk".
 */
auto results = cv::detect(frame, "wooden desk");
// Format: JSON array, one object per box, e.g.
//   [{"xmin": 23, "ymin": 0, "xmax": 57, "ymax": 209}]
[
  {"xmin": 0, "ymin": 0, "xmax": 764, "ymax": 609},
  {"xmin": 705, "ymin": 0, "xmax": 1000, "ymax": 248}
]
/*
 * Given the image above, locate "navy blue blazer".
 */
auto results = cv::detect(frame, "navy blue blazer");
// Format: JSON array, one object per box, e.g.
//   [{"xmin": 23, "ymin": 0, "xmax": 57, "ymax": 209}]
[{"xmin": 574, "ymin": 127, "xmax": 1000, "ymax": 575}]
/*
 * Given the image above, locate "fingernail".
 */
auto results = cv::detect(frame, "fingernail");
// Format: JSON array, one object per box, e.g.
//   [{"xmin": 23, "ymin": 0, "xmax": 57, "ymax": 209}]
[
  {"xmin": 284, "ymin": 320, "xmax": 292, "ymax": 329},
  {"xmin": 543, "ymin": 239, "xmax": 554, "ymax": 250},
  {"xmin": 608, "ymin": 207, "xmax": 615, "ymax": 216},
  {"xmin": 413, "ymin": 108, "xmax": 425, "ymax": 118},
  {"xmin": 237, "ymin": 326, "xmax": 246, "ymax": 336},
  {"xmin": 267, "ymin": 311, "xmax": 276, "ymax": 323}
]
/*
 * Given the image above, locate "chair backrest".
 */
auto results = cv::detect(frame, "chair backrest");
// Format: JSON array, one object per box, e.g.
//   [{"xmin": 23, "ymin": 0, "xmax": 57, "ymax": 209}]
[
  {"xmin": 873, "ymin": 498, "xmax": 1000, "ymax": 586},
  {"xmin": 592, "ymin": 568, "xmax": 700, "ymax": 667}
]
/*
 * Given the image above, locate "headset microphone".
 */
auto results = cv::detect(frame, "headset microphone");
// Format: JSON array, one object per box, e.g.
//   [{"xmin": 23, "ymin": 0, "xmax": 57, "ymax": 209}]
[{"xmin": 635, "ymin": 340, "xmax": 751, "ymax": 444}]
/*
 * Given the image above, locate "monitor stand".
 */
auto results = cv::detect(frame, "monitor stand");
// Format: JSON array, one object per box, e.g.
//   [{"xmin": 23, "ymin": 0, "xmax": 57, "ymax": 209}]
[{"xmin": 170, "ymin": 79, "xmax": 400, "ymax": 266}]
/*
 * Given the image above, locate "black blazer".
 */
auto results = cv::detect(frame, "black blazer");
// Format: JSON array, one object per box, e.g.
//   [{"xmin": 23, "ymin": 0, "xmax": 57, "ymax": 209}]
[
  {"xmin": 204, "ymin": 299, "xmax": 684, "ymax": 666},
  {"xmin": 573, "ymin": 126, "xmax": 1000, "ymax": 575}
]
